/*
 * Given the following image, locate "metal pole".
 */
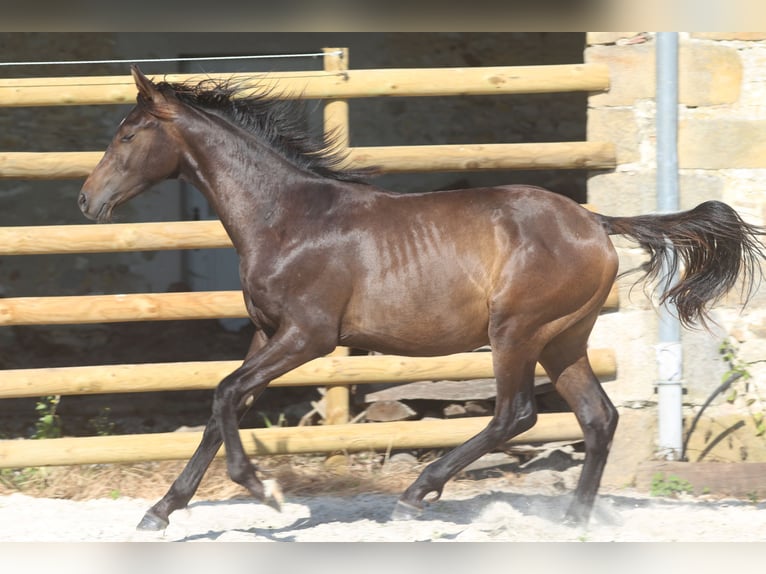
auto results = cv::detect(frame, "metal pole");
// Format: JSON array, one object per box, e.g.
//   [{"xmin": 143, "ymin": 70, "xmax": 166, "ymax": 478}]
[{"xmin": 655, "ymin": 32, "xmax": 684, "ymax": 460}]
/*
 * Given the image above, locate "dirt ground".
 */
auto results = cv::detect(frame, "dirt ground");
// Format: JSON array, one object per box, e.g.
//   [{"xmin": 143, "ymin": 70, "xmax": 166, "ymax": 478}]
[
  {"xmin": 2, "ymin": 446, "xmax": 766, "ymax": 542},
  {"xmin": 3, "ymin": 321, "xmax": 765, "ymax": 543}
]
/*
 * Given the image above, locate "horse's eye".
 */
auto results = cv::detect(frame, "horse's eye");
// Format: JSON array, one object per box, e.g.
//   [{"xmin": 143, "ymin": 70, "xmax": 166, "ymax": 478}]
[{"xmin": 120, "ymin": 133, "xmax": 135, "ymax": 143}]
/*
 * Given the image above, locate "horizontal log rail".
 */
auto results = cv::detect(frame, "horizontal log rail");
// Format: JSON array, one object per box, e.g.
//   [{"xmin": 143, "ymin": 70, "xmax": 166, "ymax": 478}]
[
  {"xmin": 0, "ymin": 284, "xmax": 619, "ymax": 326},
  {"xmin": 0, "ymin": 412, "xmax": 583, "ymax": 468},
  {"xmin": 0, "ymin": 203, "xmax": 602, "ymax": 256},
  {"xmin": 0, "ymin": 348, "xmax": 616, "ymax": 399},
  {"xmin": 0, "ymin": 291, "xmax": 248, "ymax": 325},
  {"xmin": 345, "ymin": 142, "xmax": 615, "ymax": 172},
  {"xmin": 0, "ymin": 141, "xmax": 616, "ymax": 179},
  {"xmin": 0, "ymin": 220, "xmax": 231, "ymax": 255},
  {"xmin": 0, "ymin": 64, "xmax": 609, "ymax": 107}
]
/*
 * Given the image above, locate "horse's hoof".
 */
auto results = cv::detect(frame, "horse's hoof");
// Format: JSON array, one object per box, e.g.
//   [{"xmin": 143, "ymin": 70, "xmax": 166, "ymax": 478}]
[
  {"xmin": 391, "ymin": 500, "xmax": 422, "ymax": 521},
  {"xmin": 263, "ymin": 479, "xmax": 284, "ymax": 512},
  {"xmin": 136, "ymin": 510, "xmax": 169, "ymax": 531}
]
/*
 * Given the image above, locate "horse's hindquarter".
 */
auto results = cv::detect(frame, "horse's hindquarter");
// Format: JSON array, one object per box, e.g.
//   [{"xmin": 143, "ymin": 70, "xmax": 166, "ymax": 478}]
[{"xmin": 337, "ymin": 186, "xmax": 615, "ymax": 356}]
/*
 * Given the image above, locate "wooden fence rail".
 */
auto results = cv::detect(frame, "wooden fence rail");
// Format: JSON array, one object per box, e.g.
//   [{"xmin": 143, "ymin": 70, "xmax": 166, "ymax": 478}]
[
  {"xmin": 0, "ymin": 142, "xmax": 615, "ymax": 179},
  {"xmin": 0, "ymin": 64, "xmax": 609, "ymax": 107},
  {"xmin": 0, "ymin": 220, "xmax": 231, "ymax": 255},
  {"xmin": 0, "ymin": 285, "xmax": 618, "ymax": 326},
  {"xmin": 0, "ymin": 412, "xmax": 583, "ymax": 469},
  {"xmin": 345, "ymin": 142, "xmax": 614, "ymax": 173},
  {"xmin": 0, "ymin": 349, "xmax": 616, "ymax": 399},
  {"xmin": 0, "ymin": 203, "xmax": 605, "ymax": 256},
  {"xmin": 0, "ymin": 291, "xmax": 248, "ymax": 325}
]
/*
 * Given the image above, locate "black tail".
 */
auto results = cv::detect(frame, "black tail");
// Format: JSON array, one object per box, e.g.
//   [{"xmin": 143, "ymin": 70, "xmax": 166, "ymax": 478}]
[{"xmin": 597, "ymin": 200, "xmax": 765, "ymax": 328}]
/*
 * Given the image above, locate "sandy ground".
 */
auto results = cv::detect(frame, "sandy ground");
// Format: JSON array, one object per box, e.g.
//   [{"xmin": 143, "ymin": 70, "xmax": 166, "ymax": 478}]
[{"xmin": 2, "ymin": 465, "xmax": 765, "ymax": 542}]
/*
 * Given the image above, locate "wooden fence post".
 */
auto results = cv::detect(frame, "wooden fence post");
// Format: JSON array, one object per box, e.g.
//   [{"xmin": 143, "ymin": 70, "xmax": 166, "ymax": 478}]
[
  {"xmin": 323, "ymin": 47, "xmax": 350, "ymax": 150},
  {"xmin": 322, "ymin": 47, "xmax": 351, "ymax": 429}
]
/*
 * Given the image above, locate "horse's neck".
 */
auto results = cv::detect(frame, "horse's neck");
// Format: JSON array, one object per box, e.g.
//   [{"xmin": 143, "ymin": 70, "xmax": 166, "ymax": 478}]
[{"xmin": 178, "ymin": 121, "xmax": 313, "ymax": 250}]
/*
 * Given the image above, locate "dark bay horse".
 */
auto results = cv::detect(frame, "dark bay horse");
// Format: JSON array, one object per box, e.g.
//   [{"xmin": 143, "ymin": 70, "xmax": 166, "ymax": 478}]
[{"xmin": 79, "ymin": 66, "xmax": 765, "ymax": 531}]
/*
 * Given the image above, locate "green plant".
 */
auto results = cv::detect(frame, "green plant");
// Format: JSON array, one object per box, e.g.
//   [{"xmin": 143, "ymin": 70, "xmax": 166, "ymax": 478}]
[
  {"xmin": 650, "ymin": 472, "xmax": 694, "ymax": 497},
  {"xmin": 89, "ymin": 407, "xmax": 116, "ymax": 436},
  {"xmin": 33, "ymin": 395, "xmax": 61, "ymax": 439},
  {"xmin": 258, "ymin": 411, "xmax": 287, "ymax": 428},
  {"xmin": 720, "ymin": 339, "xmax": 765, "ymax": 437},
  {"xmin": 683, "ymin": 339, "xmax": 766, "ymax": 460},
  {"xmin": 0, "ymin": 467, "xmax": 44, "ymax": 490}
]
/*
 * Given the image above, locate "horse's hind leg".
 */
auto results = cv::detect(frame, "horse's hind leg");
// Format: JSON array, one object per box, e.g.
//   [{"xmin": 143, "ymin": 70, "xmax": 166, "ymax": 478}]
[
  {"xmin": 539, "ymin": 320, "xmax": 618, "ymax": 525},
  {"xmin": 394, "ymin": 335, "xmax": 540, "ymax": 519},
  {"xmin": 137, "ymin": 331, "xmax": 270, "ymax": 531}
]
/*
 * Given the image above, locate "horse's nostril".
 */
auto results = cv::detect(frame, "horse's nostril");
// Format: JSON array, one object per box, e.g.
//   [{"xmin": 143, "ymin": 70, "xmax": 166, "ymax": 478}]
[{"xmin": 78, "ymin": 193, "xmax": 88, "ymax": 210}]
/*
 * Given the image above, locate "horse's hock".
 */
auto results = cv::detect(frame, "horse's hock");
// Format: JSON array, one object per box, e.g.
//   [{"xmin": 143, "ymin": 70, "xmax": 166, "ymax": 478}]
[{"xmin": 0, "ymin": 34, "xmax": 764, "ymax": 491}]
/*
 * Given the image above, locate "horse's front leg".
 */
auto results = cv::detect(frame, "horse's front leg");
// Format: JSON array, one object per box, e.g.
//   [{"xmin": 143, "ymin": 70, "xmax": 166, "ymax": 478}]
[
  {"xmin": 137, "ymin": 331, "xmax": 269, "ymax": 531},
  {"xmin": 213, "ymin": 323, "xmax": 334, "ymax": 502}
]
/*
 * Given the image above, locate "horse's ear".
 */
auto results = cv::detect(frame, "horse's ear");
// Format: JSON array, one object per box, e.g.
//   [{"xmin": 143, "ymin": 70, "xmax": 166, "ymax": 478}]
[
  {"xmin": 131, "ymin": 65, "xmax": 175, "ymax": 117},
  {"xmin": 131, "ymin": 65, "xmax": 159, "ymax": 101}
]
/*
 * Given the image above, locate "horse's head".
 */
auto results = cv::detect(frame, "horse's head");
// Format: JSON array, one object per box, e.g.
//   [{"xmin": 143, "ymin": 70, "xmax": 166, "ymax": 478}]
[{"xmin": 79, "ymin": 65, "xmax": 183, "ymax": 222}]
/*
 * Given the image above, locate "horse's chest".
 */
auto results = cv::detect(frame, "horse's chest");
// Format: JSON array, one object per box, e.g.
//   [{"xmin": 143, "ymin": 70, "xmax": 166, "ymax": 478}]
[{"xmin": 239, "ymin": 251, "xmax": 318, "ymax": 316}]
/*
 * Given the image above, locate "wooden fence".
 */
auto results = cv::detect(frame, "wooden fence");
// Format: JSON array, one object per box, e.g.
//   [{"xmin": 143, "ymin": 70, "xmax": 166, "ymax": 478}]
[{"xmin": 0, "ymin": 48, "xmax": 616, "ymax": 469}]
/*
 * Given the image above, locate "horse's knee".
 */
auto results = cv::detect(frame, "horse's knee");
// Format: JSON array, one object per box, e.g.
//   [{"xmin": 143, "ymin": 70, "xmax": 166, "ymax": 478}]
[
  {"xmin": 581, "ymin": 401, "xmax": 619, "ymax": 448},
  {"xmin": 598, "ymin": 399, "xmax": 619, "ymax": 435},
  {"xmin": 212, "ymin": 368, "xmax": 258, "ymax": 413},
  {"xmin": 488, "ymin": 407, "xmax": 537, "ymax": 444}
]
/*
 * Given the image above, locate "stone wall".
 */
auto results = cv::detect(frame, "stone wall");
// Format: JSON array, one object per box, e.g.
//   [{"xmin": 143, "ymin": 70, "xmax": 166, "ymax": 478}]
[{"xmin": 587, "ymin": 32, "xmax": 766, "ymax": 471}]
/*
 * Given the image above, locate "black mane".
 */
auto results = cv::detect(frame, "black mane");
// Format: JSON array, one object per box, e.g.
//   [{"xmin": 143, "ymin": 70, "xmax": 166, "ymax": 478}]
[{"xmin": 152, "ymin": 78, "xmax": 368, "ymax": 183}]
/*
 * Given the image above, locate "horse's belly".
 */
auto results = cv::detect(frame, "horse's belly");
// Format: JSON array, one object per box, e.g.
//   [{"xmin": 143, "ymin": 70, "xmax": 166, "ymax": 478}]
[
  {"xmin": 342, "ymin": 330, "xmax": 489, "ymax": 357},
  {"xmin": 340, "ymin": 287, "xmax": 490, "ymax": 356}
]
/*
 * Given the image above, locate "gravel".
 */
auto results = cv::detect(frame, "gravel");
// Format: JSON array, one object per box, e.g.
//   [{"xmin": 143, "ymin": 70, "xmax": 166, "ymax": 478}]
[{"xmin": 2, "ymin": 469, "xmax": 765, "ymax": 542}]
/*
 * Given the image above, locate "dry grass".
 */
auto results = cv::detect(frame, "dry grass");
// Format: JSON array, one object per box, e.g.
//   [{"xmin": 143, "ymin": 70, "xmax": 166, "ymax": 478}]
[{"xmin": 0, "ymin": 452, "xmax": 426, "ymax": 502}]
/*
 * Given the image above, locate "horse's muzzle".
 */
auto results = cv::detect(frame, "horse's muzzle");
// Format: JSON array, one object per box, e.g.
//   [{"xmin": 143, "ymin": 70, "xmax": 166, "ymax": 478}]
[
  {"xmin": 77, "ymin": 192, "xmax": 90, "ymax": 214},
  {"xmin": 78, "ymin": 191, "xmax": 111, "ymax": 222}
]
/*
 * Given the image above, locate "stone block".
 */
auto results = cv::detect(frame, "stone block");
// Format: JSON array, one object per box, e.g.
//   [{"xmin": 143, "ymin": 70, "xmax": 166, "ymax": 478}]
[
  {"xmin": 587, "ymin": 32, "xmax": 643, "ymax": 45},
  {"xmin": 679, "ymin": 171, "xmax": 724, "ymax": 207},
  {"xmin": 588, "ymin": 40, "xmax": 742, "ymax": 107},
  {"xmin": 586, "ymin": 44, "xmax": 655, "ymax": 106},
  {"xmin": 601, "ymin": 408, "xmax": 658, "ymax": 489},
  {"xmin": 589, "ymin": 171, "xmax": 723, "ymax": 215},
  {"xmin": 680, "ymin": 119, "xmax": 766, "ymax": 169},
  {"xmin": 691, "ymin": 32, "xmax": 766, "ymax": 42},
  {"xmin": 679, "ymin": 43, "xmax": 742, "ymax": 106},
  {"xmin": 682, "ymin": 413, "xmax": 766, "ymax": 463},
  {"xmin": 587, "ymin": 107, "xmax": 640, "ymax": 164},
  {"xmin": 588, "ymin": 171, "xmax": 657, "ymax": 216}
]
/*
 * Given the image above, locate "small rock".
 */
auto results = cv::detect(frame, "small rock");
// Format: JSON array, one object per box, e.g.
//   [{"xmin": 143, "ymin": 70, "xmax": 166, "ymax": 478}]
[
  {"xmin": 382, "ymin": 452, "xmax": 419, "ymax": 473},
  {"xmin": 365, "ymin": 400, "xmax": 416, "ymax": 422},
  {"xmin": 462, "ymin": 452, "xmax": 520, "ymax": 478},
  {"xmin": 443, "ymin": 403, "xmax": 467, "ymax": 418},
  {"xmin": 520, "ymin": 446, "xmax": 580, "ymax": 472},
  {"xmin": 173, "ymin": 425, "xmax": 206, "ymax": 433},
  {"xmin": 324, "ymin": 453, "xmax": 350, "ymax": 474}
]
